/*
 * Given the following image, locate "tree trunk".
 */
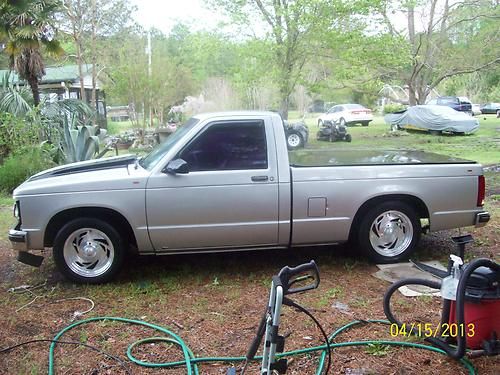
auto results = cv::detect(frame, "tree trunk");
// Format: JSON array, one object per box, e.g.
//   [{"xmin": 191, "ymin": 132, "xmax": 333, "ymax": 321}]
[
  {"xmin": 90, "ymin": 0, "xmax": 97, "ymax": 112},
  {"xmin": 279, "ymin": 96, "xmax": 289, "ymax": 120},
  {"xmin": 28, "ymin": 75, "xmax": 41, "ymax": 106},
  {"xmin": 76, "ymin": 40, "xmax": 86, "ymax": 102},
  {"xmin": 408, "ymin": 84, "xmax": 417, "ymax": 106}
]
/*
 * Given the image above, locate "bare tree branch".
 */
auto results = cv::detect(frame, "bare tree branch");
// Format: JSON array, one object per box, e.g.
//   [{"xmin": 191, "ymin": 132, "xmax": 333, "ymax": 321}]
[{"xmin": 430, "ymin": 57, "xmax": 500, "ymax": 89}]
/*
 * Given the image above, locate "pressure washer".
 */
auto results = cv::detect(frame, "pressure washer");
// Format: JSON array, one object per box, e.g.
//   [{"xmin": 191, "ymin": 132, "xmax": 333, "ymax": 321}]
[
  {"xmin": 384, "ymin": 234, "xmax": 500, "ymax": 359},
  {"xmin": 239, "ymin": 260, "xmax": 327, "ymax": 375}
]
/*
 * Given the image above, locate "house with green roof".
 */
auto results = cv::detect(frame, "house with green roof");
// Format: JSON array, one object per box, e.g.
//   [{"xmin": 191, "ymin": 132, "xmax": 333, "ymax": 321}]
[{"xmin": 0, "ymin": 64, "xmax": 107, "ymax": 126}]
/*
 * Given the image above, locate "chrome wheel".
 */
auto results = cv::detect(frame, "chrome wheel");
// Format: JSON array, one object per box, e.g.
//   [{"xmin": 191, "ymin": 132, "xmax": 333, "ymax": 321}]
[
  {"xmin": 63, "ymin": 227, "xmax": 115, "ymax": 278},
  {"xmin": 287, "ymin": 133, "xmax": 302, "ymax": 148},
  {"xmin": 369, "ymin": 210, "xmax": 413, "ymax": 257}
]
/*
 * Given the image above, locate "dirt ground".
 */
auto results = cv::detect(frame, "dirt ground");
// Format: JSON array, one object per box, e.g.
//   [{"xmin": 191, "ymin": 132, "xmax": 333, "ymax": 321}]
[{"xmin": 0, "ymin": 192, "xmax": 499, "ymax": 374}]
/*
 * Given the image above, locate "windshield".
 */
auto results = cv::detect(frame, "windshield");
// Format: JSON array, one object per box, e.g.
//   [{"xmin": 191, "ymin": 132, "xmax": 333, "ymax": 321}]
[{"xmin": 140, "ymin": 117, "xmax": 199, "ymax": 170}]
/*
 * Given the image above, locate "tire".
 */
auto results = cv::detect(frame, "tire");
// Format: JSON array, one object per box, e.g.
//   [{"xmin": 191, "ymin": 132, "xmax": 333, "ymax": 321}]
[
  {"xmin": 53, "ymin": 218, "xmax": 125, "ymax": 283},
  {"xmin": 362, "ymin": 121, "xmax": 369, "ymax": 126},
  {"xmin": 339, "ymin": 118, "xmax": 346, "ymax": 127},
  {"xmin": 345, "ymin": 134, "xmax": 352, "ymax": 142},
  {"xmin": 357, "ymin": 201, "xmax": 421, "ymax": 263},
  {"xmin": 318, "ymin": 120, "xmax": 323, "ymax": 128},
  {"xmin": 286, "ymin": 131, "xmax": 303, "ymax": 150}
]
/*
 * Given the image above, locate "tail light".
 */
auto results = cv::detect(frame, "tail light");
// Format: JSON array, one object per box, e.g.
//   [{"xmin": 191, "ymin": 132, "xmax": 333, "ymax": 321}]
[
  {"xmin": 477, "ymin": 175, "xmax": 485, "ymax": 206},
  {"xmin": 351, "ymin": 109, "xmax": 372, "ymax": 115}
]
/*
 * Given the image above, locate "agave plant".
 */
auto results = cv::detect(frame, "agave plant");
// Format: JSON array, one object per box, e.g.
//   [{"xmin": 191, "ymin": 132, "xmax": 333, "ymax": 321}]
[{"xmin": 61, "ymin": 113, "xmax": 109, "ymax": 164}]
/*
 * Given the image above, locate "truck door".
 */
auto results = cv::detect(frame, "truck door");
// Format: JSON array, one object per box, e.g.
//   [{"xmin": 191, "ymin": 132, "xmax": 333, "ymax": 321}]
[{"xmin": 145, "ymin": 119, "xmax": 280, "ymax": 251}]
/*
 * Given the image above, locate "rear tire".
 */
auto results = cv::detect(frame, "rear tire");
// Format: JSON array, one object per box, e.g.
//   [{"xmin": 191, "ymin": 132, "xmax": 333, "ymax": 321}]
[
  {"xmin": 53, "ymin": 218, "xmax": 125, "ymax": 283},
  {"xmin": 357, "ymin": 201, "xmax": 421, "ymax": 263},
  {"xmin": 345, "ymin": 134, "xmax": 352, "ymax": 142},
  {"xmin": 362, "ymin": 121, "xmax": 370, "ymax": 126},
  {"xmin": 286, "ymin": 131, "xmax": 303, "ymax": 150},
  {"xmin": 339, "ymin": 118, "xmax": 346, "ymax": 127},
  {"xmin": 318, "ymin": 120, "xmax": 323, "ymax": 128}
]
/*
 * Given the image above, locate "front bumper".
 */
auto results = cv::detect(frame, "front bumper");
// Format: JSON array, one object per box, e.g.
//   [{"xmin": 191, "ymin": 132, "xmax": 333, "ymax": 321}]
[
  {"xmin": 8, "ymin": 229, "xmax": 28, "ymax": 251},
  {"xmin": 8, "ymin": 229, "xmax": 44, "ymax": 267},
  {"xmin": 475, "ymin": 211, "xmax": 490, "ymax": 228}
]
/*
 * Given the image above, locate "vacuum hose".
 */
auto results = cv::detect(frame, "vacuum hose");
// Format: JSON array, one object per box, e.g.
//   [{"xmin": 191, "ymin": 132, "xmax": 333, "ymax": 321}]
[{"xmin": 383, "ymin": 258, "xmax": 500, "ymax": 360}]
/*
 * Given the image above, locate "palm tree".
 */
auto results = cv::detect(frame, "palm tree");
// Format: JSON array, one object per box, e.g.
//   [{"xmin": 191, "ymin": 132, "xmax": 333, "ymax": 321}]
[{"xmin": 0, "ymin": 0, "xmax": 64, "ymax": 106}]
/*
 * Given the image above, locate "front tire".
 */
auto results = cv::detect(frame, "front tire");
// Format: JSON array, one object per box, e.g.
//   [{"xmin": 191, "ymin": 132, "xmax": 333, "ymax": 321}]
[
  {"xmin": 286, "ymin": 131, "xmax": 304, "ymax": 150},
  {"xmin": 53, "ymin": 218, "xmax": 125, "ymax": 283},
  {"xmin": 357, "ymin": 201, "xmax": 421, "ymax": 263}
]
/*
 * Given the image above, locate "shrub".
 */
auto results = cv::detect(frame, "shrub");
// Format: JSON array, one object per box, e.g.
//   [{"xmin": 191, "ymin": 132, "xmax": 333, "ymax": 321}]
[
  {"xmin": 0, "ymin": 147, "xmax": 55, "ymax": 193},
  {"xmin": 383, "ymin": 103, "xmax": 407, "ymax": 114},
  {"xmin": 0, "ymin": 112, "xmax": 40, "ymax": 160}
]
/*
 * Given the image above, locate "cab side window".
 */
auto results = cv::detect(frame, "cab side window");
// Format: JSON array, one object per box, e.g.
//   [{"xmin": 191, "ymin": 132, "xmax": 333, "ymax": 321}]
[{"xmin": 179, "ymin": 121, "xmax": 268, "ymax": 171}]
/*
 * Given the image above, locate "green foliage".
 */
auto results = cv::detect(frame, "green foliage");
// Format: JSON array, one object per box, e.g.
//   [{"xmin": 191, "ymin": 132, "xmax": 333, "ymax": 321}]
[
  {"xmin": 0, "ymin": 0, "xmax": 64, "ymax": 104},
  {"xmin": 383, "ymin": 104, "xmax": 407, "ymax": 114},
  {"xmin": 365, "ymin": 343, "xmax": 391, "ymax": 356},
  {"xmin": 0, "ymin": 112, "xmax": 40, "ymax": 160},
  {"xmin": 0, "ymin": 71, "xmax": 33, "ymax": 116},
  {"xmin": 0, "ymin": 147, "xmax": 55, "ymax": 193}
]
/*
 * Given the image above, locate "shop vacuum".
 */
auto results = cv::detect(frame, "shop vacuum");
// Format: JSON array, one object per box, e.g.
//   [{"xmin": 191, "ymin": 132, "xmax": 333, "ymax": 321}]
[{"xmin": 384, "ymin": 234, "xmax": 500, "ymax": 359}]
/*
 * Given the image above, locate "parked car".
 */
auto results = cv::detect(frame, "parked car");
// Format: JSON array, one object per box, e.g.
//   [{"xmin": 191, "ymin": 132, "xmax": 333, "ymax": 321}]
[
  {"xmin": 430, "ymin": 96, "xmax": 472, "ymax": 115},
  {"xmin": 384, "ymin": 105, "xmax": 479, "ymax": 134},
  {"xmin": 283, "ymin": 120, "xmax": 309, "ymax": 150},
  {"xmin": 471, "ymin": 104, "xmax": 482, "ymax": 116},
  {"xmin": 9, "ymin": 111, "xmax": 489, "ymax": 283},
  {"xmin": 317, "ymin": 104, "xmax": 373, "ymax": 127},
  {"xmin": 480, "ymin": 103, "xmax": 500, "ymax": 115}
]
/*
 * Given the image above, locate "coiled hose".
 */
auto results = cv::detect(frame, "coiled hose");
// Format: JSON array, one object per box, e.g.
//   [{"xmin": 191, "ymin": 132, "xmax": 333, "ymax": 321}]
[{"xmin": 48, "ymin": 316, "xmax": 476, "ymax": 375}]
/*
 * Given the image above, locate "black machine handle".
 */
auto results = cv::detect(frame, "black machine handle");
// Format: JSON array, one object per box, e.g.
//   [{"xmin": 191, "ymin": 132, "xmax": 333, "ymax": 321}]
[{"xmin": 278, "ymin": 260, "xmax": 320, "ymax": 295}]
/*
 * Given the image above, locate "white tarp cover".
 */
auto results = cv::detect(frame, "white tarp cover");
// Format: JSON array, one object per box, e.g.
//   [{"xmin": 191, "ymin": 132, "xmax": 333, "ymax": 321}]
[{"xmin": 385, "ymin": 105, "xmax": 479, "ymax": 133}]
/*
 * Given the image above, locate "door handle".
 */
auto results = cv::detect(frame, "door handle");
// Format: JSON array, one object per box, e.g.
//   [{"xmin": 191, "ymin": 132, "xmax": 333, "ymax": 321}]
[{"xmin": 251, "ymin": 175, "xmax": 269, "ymax": 182}]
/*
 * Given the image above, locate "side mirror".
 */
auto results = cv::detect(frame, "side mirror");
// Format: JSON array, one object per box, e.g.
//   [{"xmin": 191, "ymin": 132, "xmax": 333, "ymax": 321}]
[{"xmin": 163, "ymin": 158, "xmax": 189, "ymax": 174}]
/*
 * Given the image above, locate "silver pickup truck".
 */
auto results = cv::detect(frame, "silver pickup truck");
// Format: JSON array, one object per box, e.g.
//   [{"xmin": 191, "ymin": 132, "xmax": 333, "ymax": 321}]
[{"xmin": 8, "ymin": 111, "xmax": 490, "ymax": 283}]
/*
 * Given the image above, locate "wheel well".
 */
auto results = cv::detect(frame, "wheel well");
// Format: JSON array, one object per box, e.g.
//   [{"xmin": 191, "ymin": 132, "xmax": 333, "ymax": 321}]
[
  {"xmin": 349, "ymin": 194, "xmax": 429, "ymax": 240},
  {"xmin": 44, "ymin": 207, "xmax": 138, "ymax": 251}
]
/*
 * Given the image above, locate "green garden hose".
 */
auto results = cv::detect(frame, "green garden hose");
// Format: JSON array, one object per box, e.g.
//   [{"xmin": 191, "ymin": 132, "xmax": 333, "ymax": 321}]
[{"xmin": 48, "ymin": 316, "xmax": 477, "ymax": 375}]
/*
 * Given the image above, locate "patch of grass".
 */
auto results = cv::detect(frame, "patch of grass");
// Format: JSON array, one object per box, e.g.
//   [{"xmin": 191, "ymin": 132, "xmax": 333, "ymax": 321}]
[
  {"xmin": 317, "ymin": 287, "xmax": 343, "ymax": 307},
  {"xmin": 416, "ymin": 295, "xmax": 433, "ymax": 304},
  {"xmin": 19, "ymin": 352, "xmax": 42, "ymax": 374},
  {"xmin": 365, "ymin": 343, "xmax": 391, "ymax": 356},
  {"xmin": 350, "ymin": 296, "xmax": 369, "ymax": 308},
  {"xmin": 79, "ymin": 329, "xmax": 89, "ymax": 343},
  {"xmin": 0, "ymin": 193, "xmax": 13, "ymax": 206},
  {"xmin": 106, "ymin": 120, "xmax": 135, "ymax": 135},
  {"xmin": 0, "ymin": 193, "xmax": 15, "ymax": 242},
  {"xmin": 343, "ymin": 260, "xmax": 359, "ymax": 272}
]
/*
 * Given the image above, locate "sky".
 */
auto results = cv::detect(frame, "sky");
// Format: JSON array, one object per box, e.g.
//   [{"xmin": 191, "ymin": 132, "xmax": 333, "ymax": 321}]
[{"xmin": 129, "ymin": 0, "xmax": 221, "ymax": 34}]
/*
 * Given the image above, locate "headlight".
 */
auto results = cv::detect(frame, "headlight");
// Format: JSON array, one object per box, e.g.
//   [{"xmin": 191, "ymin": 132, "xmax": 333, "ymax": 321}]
[{"xmin": 13, "ymin": 201, "xmax": 19, "ymax": 218}]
